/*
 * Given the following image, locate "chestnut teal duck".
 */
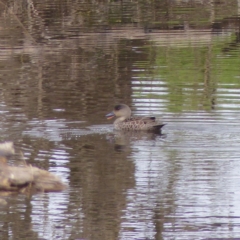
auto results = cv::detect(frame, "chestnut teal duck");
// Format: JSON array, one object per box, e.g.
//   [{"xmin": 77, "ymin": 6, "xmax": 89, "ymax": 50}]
[{"xmin": 106, "ymin": 104, "xmax": 165, "ymax": 132}]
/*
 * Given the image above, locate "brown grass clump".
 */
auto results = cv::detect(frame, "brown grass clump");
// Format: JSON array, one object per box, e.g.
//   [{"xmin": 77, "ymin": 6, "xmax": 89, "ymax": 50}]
[{"xmin": 0, "ymin": 142, "xmax": 66, "ymax": 193}]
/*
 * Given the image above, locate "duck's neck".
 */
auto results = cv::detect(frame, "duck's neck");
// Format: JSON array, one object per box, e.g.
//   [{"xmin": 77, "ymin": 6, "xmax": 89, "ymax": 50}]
[{"xmin": 114, "ymin": 116, "xmax": 127, "ymax": 124}]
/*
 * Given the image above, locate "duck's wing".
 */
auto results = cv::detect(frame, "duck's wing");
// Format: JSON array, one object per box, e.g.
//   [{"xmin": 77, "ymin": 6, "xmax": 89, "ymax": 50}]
[
  {"xmin": 141, "ymin": 117, "xmax": 165, "ymax": 131},
  {"xmin": 123, "ymin": 117, "xmax": 165, "ymax": 131}
]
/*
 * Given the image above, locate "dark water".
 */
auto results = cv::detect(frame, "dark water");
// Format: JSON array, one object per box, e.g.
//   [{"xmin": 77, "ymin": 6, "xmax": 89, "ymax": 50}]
[{"xmin": 0, "ymin": 0, "xmax": 240, "ymax": 239}]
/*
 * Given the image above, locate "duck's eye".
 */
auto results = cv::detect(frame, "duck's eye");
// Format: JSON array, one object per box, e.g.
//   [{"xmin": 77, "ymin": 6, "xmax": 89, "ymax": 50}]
[{"xmin": 114, "ymin": 105, "xmax": 123, "ymax": 111}]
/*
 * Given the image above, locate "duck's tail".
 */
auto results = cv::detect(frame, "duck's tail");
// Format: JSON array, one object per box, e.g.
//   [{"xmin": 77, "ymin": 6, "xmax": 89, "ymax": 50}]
[{"xmin": 152, "ymin": 123, "xmax": 166, "ymax": 133}]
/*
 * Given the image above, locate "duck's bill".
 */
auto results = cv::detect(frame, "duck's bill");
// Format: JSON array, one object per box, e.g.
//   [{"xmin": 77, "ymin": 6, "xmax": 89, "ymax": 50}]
[{"xmin": 106, "ymin": 112, "xmax": 115, "ymax": 120}]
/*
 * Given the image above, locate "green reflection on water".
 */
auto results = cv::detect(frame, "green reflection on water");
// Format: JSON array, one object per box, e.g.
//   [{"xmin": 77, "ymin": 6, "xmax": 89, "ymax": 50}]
[{"xmin": 134, "ymin": 33, "xmax": 240, "ymax": 113}]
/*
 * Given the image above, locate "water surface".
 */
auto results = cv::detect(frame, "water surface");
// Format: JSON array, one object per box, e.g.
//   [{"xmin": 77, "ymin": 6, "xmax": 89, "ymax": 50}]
[{"xmin": 0, "ymin": 0, "xmax": 240, "ymax": 239}]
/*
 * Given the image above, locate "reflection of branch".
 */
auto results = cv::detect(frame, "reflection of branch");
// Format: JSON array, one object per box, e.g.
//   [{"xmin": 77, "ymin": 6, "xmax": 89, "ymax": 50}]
[
  {"xmin": 28, "ymin": 0, "xmax": 47, "ymax": 37},
  {"xmin": 0, "ymin": 0, "xmax": 37, "ymax": 44},
  {"xmin": 28, "ymin": 0, "xmax": 41, "ymax": 19}
]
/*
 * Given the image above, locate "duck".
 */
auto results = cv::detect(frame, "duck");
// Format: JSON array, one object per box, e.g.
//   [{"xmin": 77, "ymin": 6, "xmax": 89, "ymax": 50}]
[{"xmin": 106, "ymin": 104, "xmax": 165, "ymax": 132}]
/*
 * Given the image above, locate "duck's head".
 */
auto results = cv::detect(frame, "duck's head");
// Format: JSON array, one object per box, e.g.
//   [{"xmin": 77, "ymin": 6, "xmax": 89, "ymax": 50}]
[{"xmin": 106, "ymin": 104, "xmax": 132, "ymax": 121}]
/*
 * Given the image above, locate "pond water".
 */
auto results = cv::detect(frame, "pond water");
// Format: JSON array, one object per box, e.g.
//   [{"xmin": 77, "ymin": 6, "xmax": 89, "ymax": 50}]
[{"xmin": 0, "ymin": 0, "xmax": 240, "ymax": 239}]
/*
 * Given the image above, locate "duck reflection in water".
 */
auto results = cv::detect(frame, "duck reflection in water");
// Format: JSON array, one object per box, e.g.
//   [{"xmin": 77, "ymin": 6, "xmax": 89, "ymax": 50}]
[
  {"xmin": 106, "ymin": 104, "xmax": 166, "ymax": 151},
  {"xmin": 111, "ymin": 131, "xmax": 166, "ymax": 152}
]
